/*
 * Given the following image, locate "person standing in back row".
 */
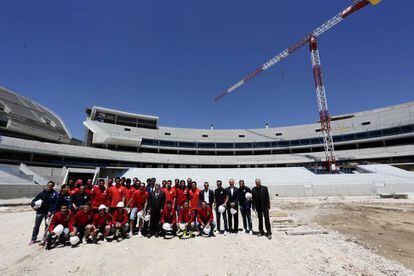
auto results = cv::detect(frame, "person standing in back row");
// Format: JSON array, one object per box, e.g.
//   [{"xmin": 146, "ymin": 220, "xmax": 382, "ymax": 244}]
[
  {"xmin": 147, "ymin": 183, "xmax": 165, "ymax": 238},
  {"xmin": 251, "ymin": 178, "xmax": 272, "ymax": 240},
  {"xmin": 199, "ymin": 182, "xmax": 214, "ymax": 209},
  {"xmin": 29, "ymin": 181, "xmax": 59, "ymax": 245},
  {"xmin": 238, "ymin": 179, "xmax": 253, "ymax": 234},
  {"xmin": 226, "ymin": 179, "xmax": 239, "ymax": 233},
  {"xmin": 214, "ymin": 180, "xmax": 229, "ymax": 235}
]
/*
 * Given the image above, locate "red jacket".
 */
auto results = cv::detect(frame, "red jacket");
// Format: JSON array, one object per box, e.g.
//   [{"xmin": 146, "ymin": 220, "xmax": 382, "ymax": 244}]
[
  {"xmin": 128, "ymin": 189, "xmax": 148, "ymax": 209},
  {"xmin": 91, "ymin": 186, "xmax": 108, "ymax": 209},
  {"xmin": 189, "ymin": 188, "xmax": 200, "ymax": 210},
  {"xmin": 49, "ymin": 211, "xmax": 72, "ymax": 232},
  {"xmin": 163, "ymin": 188, "xmax": 176, "ymax": 207},
  {"xmin": 107, "ymin": 185, "xmax": 126, "ymax": 208},
  {"xmin": 161, "ymin": 207, "xmax": 176, "ymax": 225},
  {"xmin": 69, "ymin": 210, "xmax": 93, "ymax": 232},
  {"xmin": 197, "ymin": 207, "xmax": 213, "ymax": 225},
  {"xmin": 69, "ymin": 187, "xmax": 79, "ymax": 196},
  {"xmin": 176, "ymin": 188, "xmax": 189, "ymax": 207},
  {"xmin": 125, "ymin": 187, "xmax": 135, "ymax": 206},
  {"xmin": 178, "ymin": 207, "xmax": 194, "ymax": 223},
  {"xmin": 93, "ymin": 213, "xmax": 113, "ymax": 228},
  {"xmin": 112, "ymin": 209, "xmax": 129, "ymax": 226}
]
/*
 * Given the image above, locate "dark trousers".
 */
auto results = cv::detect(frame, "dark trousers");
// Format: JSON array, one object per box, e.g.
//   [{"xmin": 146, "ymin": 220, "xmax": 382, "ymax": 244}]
[
  {"xmin": 149, "ymin": 209, "xmax": 161, "ymax": 234},
  {"xmin": 31, "ymin": 213, "xmax": 47, "ymax": 241},
  {"xmin": 227, "ymin": 206, "xmax": 239, "ymax": 232},
  {"xmin": 215, "ymin": 208, "xmax": 228, "ymax": 232},
  {"xmin": 257, "ymin": 209, "xmax": 271, "ymax": 235},
  {"xmin": 240, "ymin": 208, "xmax": 253, "ymax": 231}
]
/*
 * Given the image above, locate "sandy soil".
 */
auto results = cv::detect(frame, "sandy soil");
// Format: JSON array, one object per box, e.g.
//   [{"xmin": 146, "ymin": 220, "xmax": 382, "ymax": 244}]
[
  {"xmin": 0, "ymin": 197, "xmax": 413, "ymax": 276},
  {"xmin": 279, "ymin": 196, "xmax": 414, "ymax": 272}
]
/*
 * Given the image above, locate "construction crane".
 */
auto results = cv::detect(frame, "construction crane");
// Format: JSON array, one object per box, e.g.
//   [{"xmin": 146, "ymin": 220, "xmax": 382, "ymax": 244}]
[{"xmin": 214, "ymin": 0, "xmax": 382, "ymax": 172}]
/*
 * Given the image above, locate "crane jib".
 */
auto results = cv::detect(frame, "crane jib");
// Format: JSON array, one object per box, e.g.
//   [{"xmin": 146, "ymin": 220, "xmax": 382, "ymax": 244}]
[{"xmin": 214, "ymin": 0, "xmax": 382, "ymax": 102}]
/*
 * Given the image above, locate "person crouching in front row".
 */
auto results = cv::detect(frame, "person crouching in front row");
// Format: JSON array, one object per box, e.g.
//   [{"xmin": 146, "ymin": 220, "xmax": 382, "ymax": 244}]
[
  {"xmin": 45, "ymin": 203, "xmax": 72, "ymax": 250},
  {"xmin": 159, "ymin": 201, "xmax": 176, "ymax": 238},
  {"xmin": 90, "ymin": 204, "xmax": 113, "ymax": 243},
  {"xmin": 69, "ymin": 203, "xmax": 94, "ymax": 245},
  {"xmin": 111, "ymin": 201, "xmax": 129, "ymax": 240},
  {"xmin": 197, "ymin": 201, "xmax": 215, "ymax": 237}
]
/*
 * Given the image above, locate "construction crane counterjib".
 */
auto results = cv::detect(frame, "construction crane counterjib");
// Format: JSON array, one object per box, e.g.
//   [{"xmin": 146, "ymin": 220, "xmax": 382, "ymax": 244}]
[{"xmin": 213, "ymin": 0, "xmax": 382, "ymax": 102}]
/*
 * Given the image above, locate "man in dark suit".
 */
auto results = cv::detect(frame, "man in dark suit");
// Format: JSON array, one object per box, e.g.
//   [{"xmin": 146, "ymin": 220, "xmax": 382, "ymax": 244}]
[
  {"xmin": 251, "ymin": 178, "xmax": 272, "ymax": 239},
  {"xmin": 198, "ymin": 182, "xmax": 214, "ymax": 209},
  {"xmin": 214, "ymin": 180, "xmax": 229, "ymax": 235},
  {"xmin": 225, "ymin": 179, "xmax": 239, "ymax": 233},
  {"xmin": 238, "ymin": 179, "xmax": 253, "ymax": 234},
  {"xmin": 146, "ymin": 183, "xmax": 165, "ymax": 238}
]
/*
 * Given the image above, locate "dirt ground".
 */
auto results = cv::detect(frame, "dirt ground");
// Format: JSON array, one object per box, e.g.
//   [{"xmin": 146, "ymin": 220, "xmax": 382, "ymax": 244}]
[
  {"xmin": 278, "ymin": 196, "xmax": 414, "ymax": 272},
  {"xmin": 0, "ymin": 197, "xmax": 413, "ymax": 275}
]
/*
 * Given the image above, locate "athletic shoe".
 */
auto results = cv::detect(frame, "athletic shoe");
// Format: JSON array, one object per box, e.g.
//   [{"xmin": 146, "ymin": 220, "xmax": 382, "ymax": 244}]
[
  {"xmin": 223, "ymin": 231, "xmax": 228, "ymax": 236},
  {"xmin": 138, "ymin": 232, "xmax": 142, "ymax": 238},
  {"xmin": 28, "ymin": 240, "xmax": 35, "ymax": 246},
  {"xmin": 267, "ymin": 234, "xmax": 272, "ymax": 240}
]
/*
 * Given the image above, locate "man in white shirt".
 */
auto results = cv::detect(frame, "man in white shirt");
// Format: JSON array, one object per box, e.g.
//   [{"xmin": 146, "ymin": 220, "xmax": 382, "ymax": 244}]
[{"xmin": 199, "ymin": 182, "xmax": 214, "ymax": 209}]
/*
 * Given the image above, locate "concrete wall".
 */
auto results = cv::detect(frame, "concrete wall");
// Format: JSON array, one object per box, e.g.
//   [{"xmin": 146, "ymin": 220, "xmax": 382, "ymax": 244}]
[
  {"xmin": 25, "ymin": 165, "xmax": 65, "ymax": 187},
  {"xmin": 268, "ymin": 182, "xmax": 414, "ymax": 197},
  {"xmin": 0, "ymin": 184, "xmax": 44, "ymax": 199}
]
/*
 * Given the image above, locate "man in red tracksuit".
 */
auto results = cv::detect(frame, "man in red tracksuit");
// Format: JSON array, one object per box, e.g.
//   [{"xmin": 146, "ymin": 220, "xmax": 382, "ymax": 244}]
[
  {"xmin": 107, "ymin": 178, "xmax": 125, "ymax": 212},
  {"xmin": 69, "ymin": 203, "xmax": 94, "ymax": 244},
  {"xmin": 68, "ymin": 181, "xmax": 79, "ymax": 196},
  {"xmin": 75, "ymin": 179, "xmax": 83, "ymax": 189},
  {"xmin": 163, "ymin": 181, "xmax": 176, "ymax": 208},
  {"xmin": 197, "ymin": 201, "xmax": 215, "ymax": 237},
  {"xmin": 160, "ymin": 201, "xmax": 176, "ymax": 237},
  {"xmin": 112, "ymin": 201, "xmax": 129, "ymax": 239},
  {"xmin": 127, "ymin": 183, "xmax": 148, "ymax": 237},
  {"xmin": 124, "ymin": 179, "xmax": 134, "ymax": 208},
  {"xmin": 91, "ymin": 179, "xmax": 108, "ymax": 212},
  {"xmin": 178, "ymin": 201, "xmax": 196, "ymax": 233},
  {"xmin": 46, "ymin": 204, "xmax": 72, "ymax": 249},
  {"xmin": 175, "ymin": 180, "xmax": 189, "ymax": 215},
  {"xmin": 91, "ymin": 204, "xmax": 113, "ymax": 242}
]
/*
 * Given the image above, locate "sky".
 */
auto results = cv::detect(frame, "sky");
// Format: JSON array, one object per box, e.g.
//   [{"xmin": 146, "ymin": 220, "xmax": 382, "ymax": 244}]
[{"xmin": 0, "ymin": 0, "xmax": 413, "ymax": 139}]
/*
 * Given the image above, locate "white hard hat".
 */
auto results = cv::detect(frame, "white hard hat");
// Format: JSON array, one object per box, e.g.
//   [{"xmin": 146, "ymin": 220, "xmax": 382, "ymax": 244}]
[
  {"xmin": 53, "ymin": 224, "xmax": 64, "ymax": 236},
  {"xmin": 179, "ymin": 223, "xmax": 186, "ymax": 231},
  {"xmin": 98, "ymin": 204, "xmax": 107, "ymax": 210},
  {"xmin": 245, "ymin": 192, "xmax": 252, "ymax": 200},
  {"xmin": 144, "ymin": 214, "xmax": 151, "ymax": 221},
  {"xmin": 203, "ymin": 225, "xmax": 210, "ymax": 235},
  {"xmin": 218, "ymin": 205, "xmax": 226, "ymax": 214},
  {"xmin": 116, "ymin": 201, "xmax": 124, "ymax": 208},
  {"xmin": 230, "ymin": 208, "xmax": 238, "ymax": 215},
  {"xmin": 70, "ymin": 236, "xmax": 80, "ymax": 245},
  {"xmin": 162, "ymin": 223, "xmax": 172, "ymax": 231},
  {"xmin": 34, "ymin": 199, "xmax": 43, "ymax": 207}
]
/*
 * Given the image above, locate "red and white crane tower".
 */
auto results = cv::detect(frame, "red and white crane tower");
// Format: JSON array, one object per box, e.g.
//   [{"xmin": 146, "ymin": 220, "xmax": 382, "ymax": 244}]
[{"xmin": 214, "ymin": 0, "xmax": 382, "ymax": 171}]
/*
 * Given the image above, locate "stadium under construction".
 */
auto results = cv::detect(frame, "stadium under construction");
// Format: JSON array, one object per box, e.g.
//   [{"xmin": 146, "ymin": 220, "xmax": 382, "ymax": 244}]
[{"xmin": 0, "ymin": 87, "xmax": 413, "ymax": 198}]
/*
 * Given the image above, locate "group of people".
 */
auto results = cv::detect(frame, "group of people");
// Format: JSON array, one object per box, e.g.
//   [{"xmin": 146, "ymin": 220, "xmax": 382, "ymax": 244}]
[{"xmin": 29, "ymin": 176, "xmax": 272, "ymax": 250}]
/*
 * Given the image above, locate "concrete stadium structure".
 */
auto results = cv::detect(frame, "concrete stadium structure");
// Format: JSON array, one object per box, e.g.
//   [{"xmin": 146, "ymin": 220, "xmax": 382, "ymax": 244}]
[{"xmin": 0, "ymin": 87, "xmax": 413, "ymax": 198}]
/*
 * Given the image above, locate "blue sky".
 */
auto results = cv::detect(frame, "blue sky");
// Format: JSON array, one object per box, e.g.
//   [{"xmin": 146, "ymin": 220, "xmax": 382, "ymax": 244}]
[{"xmin": 0, "ymin": 0, "xmax": 413, "ymax": 139}]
